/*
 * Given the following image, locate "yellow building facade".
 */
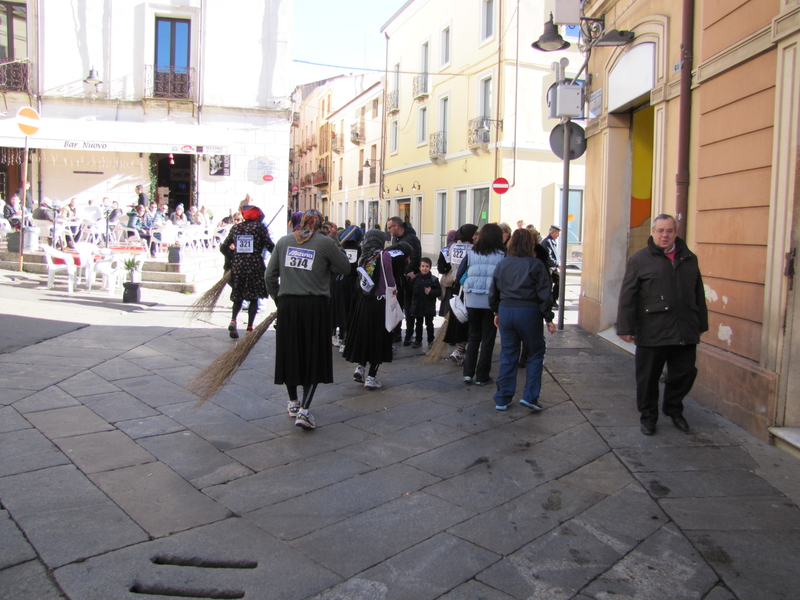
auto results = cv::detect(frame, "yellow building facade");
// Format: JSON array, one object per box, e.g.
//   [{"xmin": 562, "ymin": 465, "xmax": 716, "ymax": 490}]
[
  {"xmin": 580, "ymin": 0, "xmax": 800, "ymax": 450},
  {"xmin": 381, "ymin": 0, "xmax": 586, "ymax": 255}
]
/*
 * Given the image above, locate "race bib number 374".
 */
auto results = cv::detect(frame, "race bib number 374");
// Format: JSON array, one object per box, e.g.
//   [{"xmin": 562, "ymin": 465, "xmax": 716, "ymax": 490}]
[{"xmin": 285, "ymin": 247, "xmax": 315, "ymax": 271}]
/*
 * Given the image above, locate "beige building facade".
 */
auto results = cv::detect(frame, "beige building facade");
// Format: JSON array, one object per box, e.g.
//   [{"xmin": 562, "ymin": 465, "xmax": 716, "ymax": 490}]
[
  {"xmin": 580, "ymin": 0, "xmax": 800, "ymax": 450},
  {"xmin": 381, "ymin": 0, "xmax": 586, "ymax": 255}
]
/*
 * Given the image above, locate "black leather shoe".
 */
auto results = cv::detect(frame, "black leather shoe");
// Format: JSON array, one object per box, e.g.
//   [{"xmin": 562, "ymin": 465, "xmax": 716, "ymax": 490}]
[
  {"xmin": 671, "ymin": 415, "xmax": 689, "ymax": 432},
  {"xmin": 640, "ymin": 422, "xmax": 656, "ymax": 436}
]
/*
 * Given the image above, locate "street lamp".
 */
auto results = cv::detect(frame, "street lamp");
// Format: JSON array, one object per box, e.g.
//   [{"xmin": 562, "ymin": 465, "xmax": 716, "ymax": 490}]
[{"xmin": 533, "ymin": 11, "xmax": 634, "ymax": 329}]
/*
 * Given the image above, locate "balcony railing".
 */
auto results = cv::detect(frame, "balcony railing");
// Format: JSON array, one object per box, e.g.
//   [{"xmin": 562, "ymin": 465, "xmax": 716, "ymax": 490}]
[
  {"xmin": 0, "ymin": 59, "xmax": 31, "ymax": 93},
  {"xmin": 429, "ymin": 131, "xmax": 447, "ymax": 161},
  {"xmin": 302, "ymin": 173, "xmax": 313, "ymax": 187},
  {"xmin": 357, "ymin": 169, "xmax": 364, "ymax": 186},
  {"xmin": 332, "ymin": 133, "xmax": 344, "ymax": 154},
  {"xmin": 145, "ymin": 64, "xmax": 195, "ymax": 100},
  {"xmin": 338, "ymin": 176, "xmax": 343, "ymax": 191},
  {"xmin": 312, "ymin": 168, "xmax": 328, "ymax": 186},
  {"xmin": 368, "ymin": 166, "xmax": 377, "ymax": 184},
  {"xmin": 386, "ymin": 90, "xmax": 399, "ymax": 113},
  {"xmin": 412, "ymin": 74, "xmax": 429, "ymax": 100},
  {"xmin": 308, "ymin": 134, "xmax": 317, "ymax": 148},
  {"xmin": 468, "ymin": 117, "xmax": 492, "ymax": 147},
  {"xmin": 350, "ymin": 121, "xmax": 365, "ymax": 144}
]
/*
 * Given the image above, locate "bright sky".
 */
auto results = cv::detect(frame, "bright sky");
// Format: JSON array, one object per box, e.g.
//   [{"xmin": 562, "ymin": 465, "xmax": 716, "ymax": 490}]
[{"xmin": 291, "ymin": 0, "xmax": 402, "ymax": 88}]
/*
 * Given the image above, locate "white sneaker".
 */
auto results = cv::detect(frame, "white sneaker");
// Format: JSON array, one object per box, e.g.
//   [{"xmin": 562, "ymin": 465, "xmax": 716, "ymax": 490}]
[
  {"xmin": 332, "ymin": 335, "xmax": 340, "ymax": 347},
  {"xmin": 364, "ymin": 376, "xmax": 382, "ymax": 390},
  {"xmin": 353, "ymin": 365, "xmax": 365, "ymax": 382},
  {"xmin": 295, "ymin": 412, "xmax": 315, "ymax": 429},
  {"xmin": 287, "ymin": 401, "xmax": 300, "ymax": 418}
]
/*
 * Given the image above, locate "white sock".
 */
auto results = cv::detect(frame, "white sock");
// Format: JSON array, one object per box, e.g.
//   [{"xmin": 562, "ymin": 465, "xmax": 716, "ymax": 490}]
[{"xmin": 299, "ymin": 408, "xmax": 308, "ymax": 416}]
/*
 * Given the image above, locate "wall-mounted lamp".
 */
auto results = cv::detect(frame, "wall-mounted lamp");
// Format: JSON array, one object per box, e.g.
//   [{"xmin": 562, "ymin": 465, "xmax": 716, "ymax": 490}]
[
  {"xmin": 411, "ymin": 181, "xmax": 421, "ymax": 191},
  {"xmin": 382, "ymin": 185, "xmax": 390, "ymax": 195},
  {"xmin": 83, "ymin": 67, "xmax": 103, "ymax": 86},
  {"xmin": 395, "ymin": 184, "xmax": 403, "ymax": 193},
  {"xmin": 168, "ymin": 153, "xmax": 175, "ymax": 165},
  {"xmin": 477, "ymin": 118, "xmax": 503, "ymax": 133},
  {"xmin": 364, "ymin": 159, "xmax": 380, "ymax": 168},
  {"xmin": 532, "ymin": 12, "xmax": 634, "ymax": 53}
]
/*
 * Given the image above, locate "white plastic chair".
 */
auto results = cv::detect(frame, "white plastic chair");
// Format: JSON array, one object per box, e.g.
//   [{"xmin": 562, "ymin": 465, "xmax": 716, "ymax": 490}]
[
  {"xmin": 40, "ymin": 243, "xmax": 78, "ymax": 293},
  {"xmin": 73, "ymin": 242, "xmax": 101, "ymax": 290},
  {"xmin": 0, "ymin": 218, "xmax": 12, "ymax": 249},
  {"xmin": 92, "ymin": 255, "xmax": 124, "ymax": 295}
]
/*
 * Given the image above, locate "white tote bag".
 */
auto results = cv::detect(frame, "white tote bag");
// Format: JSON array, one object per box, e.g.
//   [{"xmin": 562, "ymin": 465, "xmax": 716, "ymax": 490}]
[{"xmin": 382, "ymin": 253, "xmax": 404, "ymax": 332}]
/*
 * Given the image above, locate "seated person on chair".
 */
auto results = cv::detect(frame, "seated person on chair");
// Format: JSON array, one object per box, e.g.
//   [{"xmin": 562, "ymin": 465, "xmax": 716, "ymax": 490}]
[
  {"xmin": 32, "ymin": 197, "xmax": 56, "ymax": 222},
  {"xmin": 3, "ymin": 195, "xmax": 23, "ymax": 229},
  {"xmin": 127, "ymin": 204, "xmax": 158, "ymax": 257}
]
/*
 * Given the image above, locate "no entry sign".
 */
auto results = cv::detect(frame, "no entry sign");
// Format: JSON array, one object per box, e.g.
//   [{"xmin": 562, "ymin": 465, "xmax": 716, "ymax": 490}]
[
  {"xmin": 16, "ymin": 107, "xmax": 41, "ymax": 136},
  {"xmin": 492, "ymin": 177, "xmax": 510, "ymax": 194}
]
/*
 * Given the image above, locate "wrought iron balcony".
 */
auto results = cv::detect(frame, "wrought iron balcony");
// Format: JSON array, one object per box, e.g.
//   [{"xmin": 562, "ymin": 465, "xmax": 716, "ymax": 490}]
[
  {"xmin": 386, "ymin": 90, "xmax": 399, "ymax": 114},
  {"xmin": 468, "ymin": 117, "xmax": 492, "ymax": 147},
  {"xmin": 412, "ymin": 74, "xmax": 429, "ymax": 100},
  {"xmin": 429, "ymin": 131, "xmax": 447, "ymax": 162},
  {"xmin": 302, "ymin": 173, "xmax": 313, "ymax": 187},
  {"xmin": 312, "ymin": 168, "xmax": 328, "ymax": 186},
  {"xmin": 292, "ymin": 112, "xmax": 300, "ymax": 127},
  {"xmin": 350, "ymin": 121, "xmax": 365, "ymax": 144},
  {"xmin": 369, "ymin": 166, "xmax": 377, "ymax": 185},
  {"xmin": 332, "ymin": 133, "xmax": 344, "ymax": 154},
  {"xmin": 309, "ymin": 134, "xmax": 317, "ymax": 148},
  {"xmin": 0, "ymin": 59, "xmax": 31, "ymax": 93},
  {"xmin": 145, "ymin": 64, "xmax": 195, "ymax": 100}
]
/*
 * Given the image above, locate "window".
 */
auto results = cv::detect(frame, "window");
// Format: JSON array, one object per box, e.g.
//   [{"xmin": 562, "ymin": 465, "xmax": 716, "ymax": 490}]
[
  {"xmin": 473, "ymin": 188, "xmax": 489, "ymax": 225},
  {"xmin": 436, "ymin": 191, "xmax": 448, "ymax": 247},
  {"xmin": 372, "ymin": 98, "xmax": 379, "ymax": 119},
  {"xmin": 0, "ymin": 1, "xmax": 27, "ymax": 92},
  {"xmin": 457, "ymin": 190, "xmax": 467, "ymax": 225},
  {"xmin": 556, "ymin": 188, "xmax": 585, "ymax": 244},
  {"xmin": 390, "ymin": 119, "xmax": 399, "ymax": 154},
  {"xmin": 480, "ymin": 77, "xmax": 492, "ymax": 118},
  {"xmin": 417, "ymin": 106, "xmax": 428, "ymax": 145},
  {"xmin": 481, "ymin": 0, "xmax": 494, "ymax": 41},
  {"xmin": 0, "ymin": 2, "xmax": 26, "ymax": 61},
  {"xmin": 441, "ymin": 26, "xmax": 450, "ymax": 66},
  {"xmin": 154, "ymin": 17, "xmax": 191, "ymax": 98},
  {"xmin": 439, "ymin": 96, "xmax": 449, "ymax": 135}
]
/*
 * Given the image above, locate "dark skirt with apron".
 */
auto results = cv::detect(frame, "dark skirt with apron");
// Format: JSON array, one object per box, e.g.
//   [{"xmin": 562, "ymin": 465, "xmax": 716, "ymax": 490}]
[
  {"xmin": 343, "ymin": 294, "xmax": 394, "ymax": 366},
  {"xmin": 274, "ymin": 295, "xmax": 333, "ymax": 386}
]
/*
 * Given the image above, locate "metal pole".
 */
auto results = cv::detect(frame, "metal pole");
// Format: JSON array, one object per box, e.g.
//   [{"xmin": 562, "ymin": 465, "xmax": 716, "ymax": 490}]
[
  {"xmin": 557, "ymin": 119, "xmax": 570, "ymax": 330},
  {"xmin": 17, "ymin": 136, "xmax": 29, "ymax": 272}
]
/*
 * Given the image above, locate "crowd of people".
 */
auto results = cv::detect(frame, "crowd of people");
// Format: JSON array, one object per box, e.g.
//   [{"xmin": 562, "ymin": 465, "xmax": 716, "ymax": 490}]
[{"xmin": 224, "ymin": 208, "xmax": 562, "ymax": 430}]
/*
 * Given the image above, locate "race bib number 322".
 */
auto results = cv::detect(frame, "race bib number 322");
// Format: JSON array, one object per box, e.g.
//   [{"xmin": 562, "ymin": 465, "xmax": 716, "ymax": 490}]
[{"xmin": 285, "ymin": 247, "xmax": 315, "ymax": 271}]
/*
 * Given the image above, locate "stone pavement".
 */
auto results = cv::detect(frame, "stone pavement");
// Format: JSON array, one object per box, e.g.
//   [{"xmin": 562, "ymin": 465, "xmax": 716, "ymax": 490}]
[{"xmin": 1, "ymin": 270, "xmax": 800, "ymax": 600}]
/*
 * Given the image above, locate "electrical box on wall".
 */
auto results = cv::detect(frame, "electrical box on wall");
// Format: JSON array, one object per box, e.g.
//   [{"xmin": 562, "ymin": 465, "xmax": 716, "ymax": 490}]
[
  {"xmin": 554, "ymin": 0, "xmax": 581, "ymax": 25},
  {"xmin": 556, "ymin": 83, "xmax": 584, "ymax": 118}
]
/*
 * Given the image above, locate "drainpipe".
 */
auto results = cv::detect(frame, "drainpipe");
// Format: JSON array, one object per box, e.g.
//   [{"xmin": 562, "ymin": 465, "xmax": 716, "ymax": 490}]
[
  {"xmin": 675, "ymin": 0, "xmax": 695, "ymax": 239},
  {"xmin": 511, "ymin": 0, "xmax": 519, "ymax": 189},
  {"xmin": 35, "ymin": 0, "xmax": 43, "ymax": 205},
  {"xmin": 380, "ymin": 32, "xmax": 390, "ymax": 226}
]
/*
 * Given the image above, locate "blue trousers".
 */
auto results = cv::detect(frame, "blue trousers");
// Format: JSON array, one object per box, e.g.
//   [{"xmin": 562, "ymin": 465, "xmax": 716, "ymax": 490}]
[{"xmin": 494, "ymin": 305, "xmax": 545, "ymax": 407}]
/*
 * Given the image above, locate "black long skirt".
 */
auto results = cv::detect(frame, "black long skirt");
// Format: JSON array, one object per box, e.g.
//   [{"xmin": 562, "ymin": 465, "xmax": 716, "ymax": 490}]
[
  {"xmin": 443, "ymin": 295, "xmax": 469, "ymax": 344},
  {"xmin": 343, "ymin": 294, "xmax": 394, "ymax": 366},
  {"xmin": 274, "ymin": 295, "xmax": 333, "ymax": 386}
]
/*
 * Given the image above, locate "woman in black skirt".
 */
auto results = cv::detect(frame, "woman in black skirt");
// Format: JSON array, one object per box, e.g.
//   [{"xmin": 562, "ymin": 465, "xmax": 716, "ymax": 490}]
[
  {"xmin": 343, "ymin": 231, "xmax": 408, "ymax": 389},
  {"xmin": 443, "ymin": 223, "xmax": 479, "ymax": 365},
  {"xmin": 265, "ymin": 210, "xmax": 351, "ymax": 430},
  {"xmin": 220, "ymin": 204, "xmax": 274, "ymax": 339},
  {"xmin": 330, "ymin": 225, "xmax": 363, "ymax": 352}
]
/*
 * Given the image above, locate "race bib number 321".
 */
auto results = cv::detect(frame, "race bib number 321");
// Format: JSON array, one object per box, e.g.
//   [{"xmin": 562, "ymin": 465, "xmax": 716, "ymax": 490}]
[
  {"xmin": 236, "ymin": 235, "xmax": 254, "ymax": 253},
  {"xmin": 285, "ymin": 247, "xmax": 315, "ymax": 271}
]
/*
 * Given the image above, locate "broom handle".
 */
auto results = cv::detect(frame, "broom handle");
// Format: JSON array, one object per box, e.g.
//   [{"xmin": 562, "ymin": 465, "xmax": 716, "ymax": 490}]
[{"xmin": 266, "ymin": 205, "xmax": 285, "ymax": 228}]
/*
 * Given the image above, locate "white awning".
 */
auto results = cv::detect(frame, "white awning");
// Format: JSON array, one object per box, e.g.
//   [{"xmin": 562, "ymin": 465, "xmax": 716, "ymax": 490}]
[{"xmin": 0, "ymin": 117, "xmax": 230, "ymax": 155}]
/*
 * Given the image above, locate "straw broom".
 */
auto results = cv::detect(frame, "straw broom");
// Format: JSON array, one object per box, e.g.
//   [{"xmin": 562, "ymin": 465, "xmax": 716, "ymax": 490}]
[
  {"xmin": 185, "ymin": 271, "xmax": 231, "ymax": 322},
  {"xmin": 421, "ymin": 313, "xmax": 451, "ymax": 365},
  {"xmin": 189, "ymin": 310, "xmax": 277, "ymax": 408}
]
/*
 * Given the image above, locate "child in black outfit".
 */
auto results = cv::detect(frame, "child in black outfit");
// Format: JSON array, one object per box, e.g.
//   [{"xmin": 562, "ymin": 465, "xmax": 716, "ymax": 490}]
[{"xmin": 409, "ymin": 257, "xmax": 442, "ymax": 348}]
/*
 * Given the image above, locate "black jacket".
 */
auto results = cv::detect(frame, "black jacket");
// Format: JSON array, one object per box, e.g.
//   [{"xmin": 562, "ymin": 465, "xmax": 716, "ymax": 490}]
[
  {"xmin": 410, "ymin": 272, "xmax": 442, "ymax": 316},
  {"xmin": 393, "ymin": 224, "xmax": 421, "ymax": 276},
  {"xmin": 616, "ymin": 237, "xmax": 708, "ymax": 346},
  {"xmin": 489, "ymin": 255, "xmax": 554, "ymax": 322}
]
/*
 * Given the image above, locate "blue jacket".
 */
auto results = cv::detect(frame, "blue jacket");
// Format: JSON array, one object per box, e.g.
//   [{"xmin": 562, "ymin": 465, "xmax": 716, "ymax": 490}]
[{"xmin": 458, "ymin": 249, "xmax": 504, "ymax": 309}]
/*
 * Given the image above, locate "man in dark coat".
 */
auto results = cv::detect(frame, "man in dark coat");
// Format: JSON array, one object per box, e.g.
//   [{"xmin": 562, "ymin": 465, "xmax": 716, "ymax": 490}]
[
  {"xmin": 541, "ymin": 225, "xmax": 561, "ymax": 305},
  {"xmin": 386, "ymin": 216, "xmax": 421, "ymax": 344},
  {"xmin": 616, "ymin": 214, "xmax": 709, "ymax": 436}
]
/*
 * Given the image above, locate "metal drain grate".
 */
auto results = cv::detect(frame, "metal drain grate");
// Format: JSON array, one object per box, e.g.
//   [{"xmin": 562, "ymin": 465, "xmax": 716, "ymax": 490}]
[{"xmin": 129, "ymin": 555, "xmax": 258, "ymax": 598}]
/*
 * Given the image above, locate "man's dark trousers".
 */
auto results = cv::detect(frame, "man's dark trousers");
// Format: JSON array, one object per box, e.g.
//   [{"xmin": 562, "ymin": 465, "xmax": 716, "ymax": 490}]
[{"xmin": 635, "ymin": 344, "xmax": 697, "ymax": 425}]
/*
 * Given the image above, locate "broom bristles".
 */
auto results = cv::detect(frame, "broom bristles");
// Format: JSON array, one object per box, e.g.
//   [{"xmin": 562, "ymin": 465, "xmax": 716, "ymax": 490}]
[
  {"xmin": 189, "ymin": 310, "xmax": 277, "ymax": 408},
  {"xmin": 421, "ymin": 313, "xmax": 451, "ymax": 365},
  {"xmin": 185, "ymin": 271, "xmax": 231, "ymax": 322}
]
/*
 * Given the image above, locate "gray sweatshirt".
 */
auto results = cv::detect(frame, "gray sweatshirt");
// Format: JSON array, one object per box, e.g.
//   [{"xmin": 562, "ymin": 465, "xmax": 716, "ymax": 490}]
[
  {"xmin": 265, "ymin": 232, "xmax": 351, "ymax": 298},
  {"xmin": 489, "ymin": 256, "xmax": 554, "ymax": 321}
]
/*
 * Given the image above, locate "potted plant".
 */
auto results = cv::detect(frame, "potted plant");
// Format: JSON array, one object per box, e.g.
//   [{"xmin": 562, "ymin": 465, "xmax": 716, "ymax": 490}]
[
  {"xmin": 167, "ymin": 243, "xmax": 182, "ymax": 264},
  {"xmin": 122, "ymin": 255, "xmax": 142, "ymax": 303}
]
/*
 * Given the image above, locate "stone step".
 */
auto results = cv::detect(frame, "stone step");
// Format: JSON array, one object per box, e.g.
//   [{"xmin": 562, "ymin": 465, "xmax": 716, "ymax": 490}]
[{"xmin": 769, "ymin": 427, "xmax": 800, "ymax": 460}]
